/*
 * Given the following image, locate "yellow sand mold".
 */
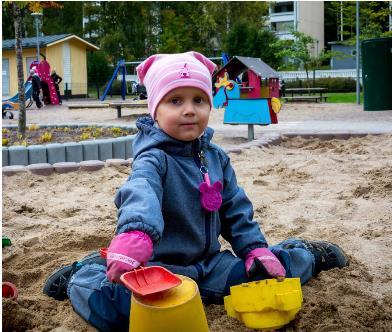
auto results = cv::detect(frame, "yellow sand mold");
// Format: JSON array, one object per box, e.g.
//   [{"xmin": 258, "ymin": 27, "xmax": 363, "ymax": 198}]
[{"xmin": 224, "ymin": 278, "xmax": 302, "ymax": 330}]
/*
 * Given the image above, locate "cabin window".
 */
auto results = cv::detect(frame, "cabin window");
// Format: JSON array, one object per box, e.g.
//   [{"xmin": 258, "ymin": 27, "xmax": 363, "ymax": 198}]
[{"xmin": 26, "ymin": 57, "xmax": 36, "ymax": 77}]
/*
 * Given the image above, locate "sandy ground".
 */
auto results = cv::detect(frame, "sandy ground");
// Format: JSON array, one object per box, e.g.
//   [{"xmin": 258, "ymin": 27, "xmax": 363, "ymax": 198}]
[{"xmin": 2, "ymin": 102, "xmax": 392, "ymax": 331}]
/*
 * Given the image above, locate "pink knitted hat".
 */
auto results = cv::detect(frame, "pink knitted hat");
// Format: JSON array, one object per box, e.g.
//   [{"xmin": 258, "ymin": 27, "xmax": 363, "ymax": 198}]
[{"xmin": 136, "ymin": 51, "xmax": 217, "ymax": 119}]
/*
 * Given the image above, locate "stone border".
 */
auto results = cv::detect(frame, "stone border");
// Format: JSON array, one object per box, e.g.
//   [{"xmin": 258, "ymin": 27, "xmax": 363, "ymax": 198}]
[
  {"xmin": 2, "ymin": 123, "xmax": 137, "ymax": 166},
  {"xmin": 2, "ymin": 132, "xmax": 380, "ymax": 175},
  {"xmin": 2, "ymin": 159, "xmax": 132, "ymax": 176}
]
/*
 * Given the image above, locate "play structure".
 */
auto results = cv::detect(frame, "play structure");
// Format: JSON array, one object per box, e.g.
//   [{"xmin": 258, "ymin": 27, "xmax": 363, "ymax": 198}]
[
  {"xmin": 2, "ymin": 81, "xmax": 33, "ymax": 118},
  {"xmin": 100, "ymin": 59, "xmax": 127, "ymax": 101},
  {"xmin": 31, "ymin": 60, "xmax": 60, "ymax": 105},
  {"xmin": 213, "ymin": 56, "xmax": 281, "ymax": 140},
  {"xmin": 2, "ymin": 59, "xmax": 59, "ymax": 117}
]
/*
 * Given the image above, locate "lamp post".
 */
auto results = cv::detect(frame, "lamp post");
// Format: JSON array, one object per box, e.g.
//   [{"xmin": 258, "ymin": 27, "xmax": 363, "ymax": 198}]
[
  {"xmin": 31, "ymin": 12, "xmax": 43, "ymax": 62},
  {"xmin": 356, "ymin": 1, "xmax": 360, "ymax": 105}
]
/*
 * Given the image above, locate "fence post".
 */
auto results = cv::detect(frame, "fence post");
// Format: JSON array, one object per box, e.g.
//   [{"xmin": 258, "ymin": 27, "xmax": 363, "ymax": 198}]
[{"xmin": 96, "ymin": 82, "xmax": 100, "ymax": 100}]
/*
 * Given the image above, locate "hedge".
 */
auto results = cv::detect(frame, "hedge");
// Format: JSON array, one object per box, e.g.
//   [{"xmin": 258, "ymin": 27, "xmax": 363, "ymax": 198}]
[
  {"xmin": 104, "ymin": 80, "xmax": 137, "ymax": 95},
  {"xmin": 284, "ymin": 77, "xmax": 360, "ymax": 92}
]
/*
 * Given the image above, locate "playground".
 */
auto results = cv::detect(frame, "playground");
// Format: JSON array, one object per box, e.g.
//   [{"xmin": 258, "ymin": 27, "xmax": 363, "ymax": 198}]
[{"xmin": 2, "ymin": 100, "xmax": 392, "ymax": 331}]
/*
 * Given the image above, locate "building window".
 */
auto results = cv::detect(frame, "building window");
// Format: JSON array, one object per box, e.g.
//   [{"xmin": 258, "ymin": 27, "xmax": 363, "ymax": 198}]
[
  {"xmin": 271, "ymin": 21, "xmax": 294, "ymax": 33},
  {"xmin": 271, "ymin": 2, "xmax": 294, "ymax": 14}
]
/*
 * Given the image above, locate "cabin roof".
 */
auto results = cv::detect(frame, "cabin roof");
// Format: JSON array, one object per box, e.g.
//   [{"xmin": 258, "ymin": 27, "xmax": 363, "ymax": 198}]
[
  {"xmin": 2, "ymin": 34, "xmax": 99, "ymax": 51},
  {"xmin": 213, "ymin": 56, "xmax": 278, "ymax": 80}
]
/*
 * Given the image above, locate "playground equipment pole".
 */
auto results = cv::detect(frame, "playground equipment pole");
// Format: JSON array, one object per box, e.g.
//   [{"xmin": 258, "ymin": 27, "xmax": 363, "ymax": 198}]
[
  {"xmin": 31, "ymin": 12, "xmax": 43, "ymax": 62},
  {"xmin": 356, "ymin": 1, "xmax": 360, "ymax": 105}
]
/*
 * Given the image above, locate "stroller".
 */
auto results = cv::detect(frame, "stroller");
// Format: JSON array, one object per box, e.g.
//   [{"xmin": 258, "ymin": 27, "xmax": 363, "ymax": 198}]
[{"xmin": 136, "ymin": 83, "xmax": 147, "ymax": 100}]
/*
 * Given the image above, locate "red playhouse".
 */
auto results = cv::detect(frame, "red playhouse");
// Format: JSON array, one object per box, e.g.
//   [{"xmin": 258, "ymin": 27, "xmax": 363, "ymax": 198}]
[
  {"xmin": 213, "ymin": 56, "xmax": 280, "ymax": 100},
  {"xmin": 30, "ymin": 60, "xmax": 60, "ymax": 105}
]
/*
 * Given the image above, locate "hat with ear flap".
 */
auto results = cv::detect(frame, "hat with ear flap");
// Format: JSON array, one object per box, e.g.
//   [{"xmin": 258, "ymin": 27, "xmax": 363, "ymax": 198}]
[{"xmin": 136, "ymin": 51, "xmax": 217, "ymax": 119}]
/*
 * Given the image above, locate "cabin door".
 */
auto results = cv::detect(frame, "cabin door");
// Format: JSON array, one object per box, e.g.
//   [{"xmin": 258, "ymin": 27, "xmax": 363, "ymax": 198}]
[
  {"xmin": 2, "ymin": 58, "xmax": 10, "ymax": 96},
  {"xmin": 269, "ymin": 78, "xmax": 280, "ymax": 98}
]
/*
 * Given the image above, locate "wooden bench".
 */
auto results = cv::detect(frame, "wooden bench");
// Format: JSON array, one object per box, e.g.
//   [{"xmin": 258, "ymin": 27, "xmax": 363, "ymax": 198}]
[
  {"xmin": 108, "ymin": 102, "xmax": 148, "ymax": 118},
  {"xmin": 283, "ymin": 96, "xmax": 328, "ymax": 103}
]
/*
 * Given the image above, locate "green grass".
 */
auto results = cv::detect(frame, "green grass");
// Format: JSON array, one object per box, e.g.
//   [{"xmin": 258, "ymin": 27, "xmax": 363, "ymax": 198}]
[{"xmin": 325, "ymin": 92, "xmax": 364, "ymax": 103}]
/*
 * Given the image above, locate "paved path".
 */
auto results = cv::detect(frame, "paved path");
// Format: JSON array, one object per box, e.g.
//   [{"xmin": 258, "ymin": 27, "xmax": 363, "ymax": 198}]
[{"xmin": 4, "ymin": 100, "xmax": 392, "ymax": 138}]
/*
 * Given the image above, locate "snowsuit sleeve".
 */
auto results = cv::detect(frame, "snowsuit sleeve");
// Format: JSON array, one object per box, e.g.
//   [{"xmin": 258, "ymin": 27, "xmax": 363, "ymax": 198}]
[
  {"xmin": 218, "ymin": 151, "xmax": 268, "ymax": 258},
  {"xmin": 114, "ymin": 149, "xmax": 166, "ymax": 244}
]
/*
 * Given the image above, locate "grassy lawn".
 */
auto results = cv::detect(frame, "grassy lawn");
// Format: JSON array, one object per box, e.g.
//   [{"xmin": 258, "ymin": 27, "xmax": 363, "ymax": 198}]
[{"xmin": 325, "ymin": 92, "xmax": 364, "ymax": 103}]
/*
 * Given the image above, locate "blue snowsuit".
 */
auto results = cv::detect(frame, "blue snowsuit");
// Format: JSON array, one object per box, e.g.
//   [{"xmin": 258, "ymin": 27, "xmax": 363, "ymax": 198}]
[{"xmin": 68, "ymin": 117, "xmax": 315, "ymax": 331}]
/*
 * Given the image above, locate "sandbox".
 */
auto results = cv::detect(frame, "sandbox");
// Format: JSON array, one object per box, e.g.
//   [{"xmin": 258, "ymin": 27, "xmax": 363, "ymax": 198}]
[{"xmin": 2, "ymin": 133, "xmax": 392, "ymax": 331}]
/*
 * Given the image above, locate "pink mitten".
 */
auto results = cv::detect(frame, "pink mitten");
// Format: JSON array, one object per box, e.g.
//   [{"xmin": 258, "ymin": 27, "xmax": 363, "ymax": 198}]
[
  {"xmin": 106, "ymin": 231, "xmax": 153, "ymax": 284},
  {"xmin": 245, "ymin": 248, "xmax": 286, "ymax": 278}
]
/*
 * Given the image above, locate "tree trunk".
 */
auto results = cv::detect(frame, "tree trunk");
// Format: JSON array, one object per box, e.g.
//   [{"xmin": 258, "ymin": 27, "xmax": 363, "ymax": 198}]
[
  {"xmin": 13, "ymin": 3, "xmax": 26, "ymax": 137},
  {"xmin": 304, "ymin": 65, "xmax": 310, "ymax": 91}
]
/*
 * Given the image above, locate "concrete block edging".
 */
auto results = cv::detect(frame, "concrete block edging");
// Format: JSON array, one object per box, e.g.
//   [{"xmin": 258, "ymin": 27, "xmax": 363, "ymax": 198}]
[
  {"xmin": 3, "ymin": 127, "xmax": 376, "ymax": 173},
  {"xmin": 2, "ymin": 159, "xmax": 133, "ymax": 176},
  {"xmin": 2, "ymin": 123, "xmax": 137, "ymax": 166}
]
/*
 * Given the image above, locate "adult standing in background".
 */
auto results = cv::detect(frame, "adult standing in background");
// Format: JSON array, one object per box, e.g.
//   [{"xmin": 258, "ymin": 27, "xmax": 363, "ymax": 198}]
[
  {"xmin": 51, "ymin": 69, "xmax": 63, "ymax": 105},
  {"xmin": 30, "ymin": 68, "xmax": 42, "ymax": 108}
]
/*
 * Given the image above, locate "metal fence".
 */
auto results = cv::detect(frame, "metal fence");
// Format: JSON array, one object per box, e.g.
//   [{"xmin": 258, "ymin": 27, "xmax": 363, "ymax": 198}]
[
  {"xmin": 58, "ymin": 69, "xmax": 363, "ymax": 100},
  {"xmin": 278, "ymin": 69, "xmax": 362, "ymax": 83},
  {"xmin": 58, "ymin": 82, "xmax": 139, "ymax": 100}
]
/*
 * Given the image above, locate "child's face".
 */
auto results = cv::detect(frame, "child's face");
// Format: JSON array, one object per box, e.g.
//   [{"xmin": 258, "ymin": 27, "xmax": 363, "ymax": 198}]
[{"xmin": 155, "ymin": 87, "xmax": 211, "ymax": 142}]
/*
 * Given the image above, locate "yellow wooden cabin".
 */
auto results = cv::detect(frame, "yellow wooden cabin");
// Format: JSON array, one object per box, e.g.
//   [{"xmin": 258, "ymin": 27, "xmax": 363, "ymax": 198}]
[{"xmin": 2, "ymin": 34, "xmax": 99, "ymax": 97}]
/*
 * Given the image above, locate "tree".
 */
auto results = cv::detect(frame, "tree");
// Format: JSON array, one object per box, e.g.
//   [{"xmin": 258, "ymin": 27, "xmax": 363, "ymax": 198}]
[
  {"xmin": 87, "ymin": 50, "xmax": 111, "ymax": 87},
  {"xmin": 275, "ymin": 30, "xmax": 335, "ymax": 87},
  {"xmin": 42, "ymin": 1, "xmax": 83, "ymax": 36},
  {"xmin": 3, "ymin": 1, "xmax": 62, "ymax": 137},
  {"xmin": 207, "ymin": 1, "xmax": 269, "ymax": 56},
  {"xmin": 12, "ymin": 2, "xmax": 27, "ymax": 137},
  {"xmin": 83, "ymin": 1, "xmax": 102, "ymax": 44},
  {"xmin": 275, "ymin": 31, "xmax": 315, "ymax": 82},
  {"xmin": 308, "ymin": 49, "xmax": 334, "ymax": 87},
  {"xmin": 324, "ymin": 1, "xmax": 392, "ymax": 46},
  {"xmin": 225, "ymin": 19, "xmax": 283, "ymax": 68}
]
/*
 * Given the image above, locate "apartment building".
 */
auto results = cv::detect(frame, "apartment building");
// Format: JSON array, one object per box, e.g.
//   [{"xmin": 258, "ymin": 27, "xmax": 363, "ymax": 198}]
[{"xmin": 269, "ymin": 1, "xmax": 324, "ymax": 56}]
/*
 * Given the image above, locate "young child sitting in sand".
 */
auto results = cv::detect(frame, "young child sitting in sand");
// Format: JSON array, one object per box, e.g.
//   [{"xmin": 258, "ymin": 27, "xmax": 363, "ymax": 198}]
[{"xmin": 44, "ymin": 51, "xmax": 349, "ymax": 331}]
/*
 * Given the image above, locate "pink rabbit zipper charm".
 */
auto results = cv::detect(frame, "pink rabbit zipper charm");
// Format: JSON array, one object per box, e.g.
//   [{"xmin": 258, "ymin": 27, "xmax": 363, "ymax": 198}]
[{"xmin": 199, "ymin": 171, "xmax": 222, "ymax": 212}]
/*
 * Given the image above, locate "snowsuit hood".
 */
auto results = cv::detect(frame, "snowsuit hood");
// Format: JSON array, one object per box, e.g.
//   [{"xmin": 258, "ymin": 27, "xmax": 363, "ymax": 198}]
[{"xmin": 133, "ymin": 116, "xmax": 214, "ymax": 159}]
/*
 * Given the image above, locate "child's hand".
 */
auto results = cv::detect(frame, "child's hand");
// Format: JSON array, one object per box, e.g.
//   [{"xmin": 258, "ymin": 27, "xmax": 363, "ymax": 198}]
[
  {"xmin": 245, "ymin": 248, "xmax": 286, "ymax": 279},
  {"xmin": 106, "ymin": 231, "xmax": 153, "ymax": 284}
]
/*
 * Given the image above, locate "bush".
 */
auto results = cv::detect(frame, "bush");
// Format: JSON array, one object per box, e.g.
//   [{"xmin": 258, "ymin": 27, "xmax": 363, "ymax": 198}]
[
  {"xmin": 284, "ymin": 77, "xmax": 359, "ymax": 92},
  {"xmin": 106, "ymin": 80, "xmax": 128, "ymax": 95},
  {"xmin": 88, "ymin": 51, "xmax": 112, "ymax": 85}
]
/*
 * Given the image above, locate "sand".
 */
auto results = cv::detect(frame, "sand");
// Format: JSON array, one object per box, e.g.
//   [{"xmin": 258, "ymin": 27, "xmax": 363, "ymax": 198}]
[{"xmin": 2, "ymin": 103, "xmax": 392, "ymax": 331}]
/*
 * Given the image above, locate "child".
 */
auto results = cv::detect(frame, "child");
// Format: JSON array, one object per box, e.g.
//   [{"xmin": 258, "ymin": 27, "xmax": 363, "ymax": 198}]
[{"xmin": 44, "ymin": 52, "xmax": 349, "ymax": 332}]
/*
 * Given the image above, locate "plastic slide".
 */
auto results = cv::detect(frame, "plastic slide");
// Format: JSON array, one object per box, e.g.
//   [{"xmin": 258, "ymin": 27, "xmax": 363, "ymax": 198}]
[{"xmin": 2, "ymin": 81, "xmax": 33, "ymax": 111}]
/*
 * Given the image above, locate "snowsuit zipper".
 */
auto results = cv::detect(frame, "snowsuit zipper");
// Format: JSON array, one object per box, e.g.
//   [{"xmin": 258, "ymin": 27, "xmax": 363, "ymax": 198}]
[{"xmin": 192, "ymin": 142, "xmax": 211, "ymax": 262}]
